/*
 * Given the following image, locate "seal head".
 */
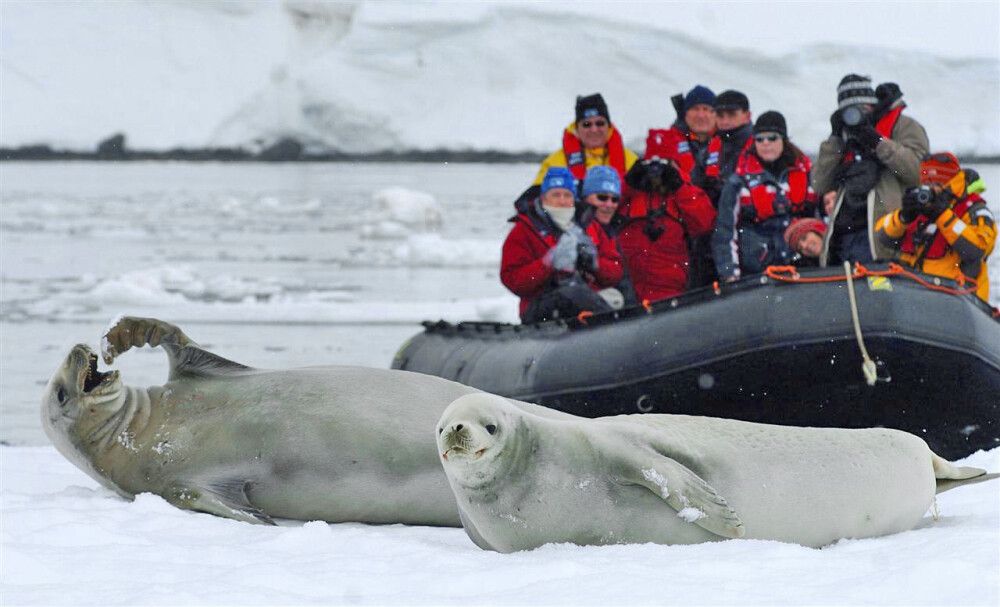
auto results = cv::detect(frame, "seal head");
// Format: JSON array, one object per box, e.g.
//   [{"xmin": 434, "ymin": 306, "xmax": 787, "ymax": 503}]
[{"xmin": 41, "ymin": 344, "xmax": 131, "ymax": 496}]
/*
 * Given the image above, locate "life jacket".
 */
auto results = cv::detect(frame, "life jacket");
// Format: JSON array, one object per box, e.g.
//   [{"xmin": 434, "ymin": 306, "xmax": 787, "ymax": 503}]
[
  {"xmin": 562, "ymin": 124, "xmax": 628, "ymax": 182},
  {"xmin": 900, "ymin": 194, "xmax": 980, "ymax": 259},
  {"xmin": 703, "ymin": 135, "xmax": 723, "ymax": 178},
  {"xmin": 843, "ymin": 105, "xmax": 905, "ymax": 164},
  {"xmin": 735, "ymin": 151, "xmax": 814, "ymax": 223}
]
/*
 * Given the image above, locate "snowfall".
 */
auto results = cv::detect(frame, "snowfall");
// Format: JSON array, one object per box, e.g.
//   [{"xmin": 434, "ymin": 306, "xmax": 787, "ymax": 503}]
[{"xmin": 2, "ymin": 2, "xmax": 1000, "ymax": 606}]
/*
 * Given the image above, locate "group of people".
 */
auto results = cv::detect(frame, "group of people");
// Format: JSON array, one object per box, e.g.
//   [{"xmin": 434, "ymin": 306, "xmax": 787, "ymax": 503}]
[{"xmin": 501, "ymin": 75, "xmax": 996, "ymax": 323}]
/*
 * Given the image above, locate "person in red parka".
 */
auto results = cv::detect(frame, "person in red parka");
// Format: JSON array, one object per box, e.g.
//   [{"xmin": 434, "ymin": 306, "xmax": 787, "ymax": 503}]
[
  {"xmin": 501, "ymin": 167, "xmax": 623, "ymax": 323},
  {"xmin": 616, "ymin": 158, "xmax": 717, "ymax": 303}
]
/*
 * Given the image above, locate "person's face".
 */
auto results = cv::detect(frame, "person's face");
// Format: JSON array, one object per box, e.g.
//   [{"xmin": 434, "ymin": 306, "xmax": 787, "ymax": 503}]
[
  {"xmin": 542, "ymin": 188, "xmax": 575, "ymax": 208},
  {"xmin": 585, "ymin": 192, "xmax": 619, "ymax": 224},
  {"xmin": 715, "ymin": 108, "xmax": 751, "ymax": 131},
  {"xmin": 684, "ymin": 104, "xmax": 716, "ymax": 138},
  {"xmin": 799, "ymin": 232, "xmax": 824, "ymax": 258},
  {"xmin": 754, "ymin": 132, "xmax": 784, "ymax": 162},
  {"xmin": 576, "ymin": 116, "xmax": 609, "ymax": 149}
]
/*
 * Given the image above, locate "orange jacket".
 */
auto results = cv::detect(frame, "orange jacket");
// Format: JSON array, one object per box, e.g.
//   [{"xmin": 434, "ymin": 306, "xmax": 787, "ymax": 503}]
[{"xmin": 874, "ymin": 193, "xmax": 996, "ymax": 302}]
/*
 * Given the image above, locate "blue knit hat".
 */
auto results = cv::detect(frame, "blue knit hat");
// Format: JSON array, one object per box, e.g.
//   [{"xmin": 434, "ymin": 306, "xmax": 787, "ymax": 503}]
[
  {"xmin": 540, "ymin": 167, "xmax": 576, "ymax": 195},
  {"xmin": 581, "ymin": 166, "xmax": 621, "ymax": 198},
  {"xmin": 684, "ymin": 85, "xmax": 716, "ymax": 111}
]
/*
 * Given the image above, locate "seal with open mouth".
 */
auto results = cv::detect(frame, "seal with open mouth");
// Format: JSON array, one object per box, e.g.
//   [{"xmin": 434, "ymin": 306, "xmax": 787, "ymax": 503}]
[
  {"xmin": 436, "ymin": 393, "xmax": 995, "ymax": 552},
  {"xmin": 41, "ymin": 316, "xmax": 494, "ymax": 526}
]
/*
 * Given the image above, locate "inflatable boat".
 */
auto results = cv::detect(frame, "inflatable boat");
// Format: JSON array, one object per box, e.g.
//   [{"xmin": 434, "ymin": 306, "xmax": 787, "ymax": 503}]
[{"xmin": 393, "ymin": 263, "xmax": 1000, "ymax": 459}]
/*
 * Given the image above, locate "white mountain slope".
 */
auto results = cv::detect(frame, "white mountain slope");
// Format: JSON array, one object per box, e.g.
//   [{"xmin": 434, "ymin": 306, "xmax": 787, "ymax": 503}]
[{"xmin": 1, "ymin": 1, "xmax": 997, "ymax": 155}]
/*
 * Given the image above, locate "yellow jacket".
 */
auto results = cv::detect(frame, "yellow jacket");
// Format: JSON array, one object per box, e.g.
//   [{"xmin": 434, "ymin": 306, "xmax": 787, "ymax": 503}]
[
  {"xmin": 874, "ymin": 196, "xmax": 996, "ymax": 302},
  {"xmin": 532, "ymin": 124, "xmax": 639, "ymax": 185}
]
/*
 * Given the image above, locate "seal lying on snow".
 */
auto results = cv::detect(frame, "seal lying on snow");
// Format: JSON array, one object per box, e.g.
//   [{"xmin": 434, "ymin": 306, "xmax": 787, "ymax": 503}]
[
  {"xmin": 43, "ymin": 316, "xmax": 573, "ymax": 526},
  {"xmin": 437, "ymin": 393, "xmax": 996, "ymax": 552}
]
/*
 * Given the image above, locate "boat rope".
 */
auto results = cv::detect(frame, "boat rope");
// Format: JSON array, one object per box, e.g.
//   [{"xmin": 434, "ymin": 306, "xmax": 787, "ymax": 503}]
[
  {"xmin": 764, "ymin": 262, "xmax": 978, "ymax": 297},
  {"xmin": 843, "ymin": 261, "xmax": 878, "ymax": 387}
]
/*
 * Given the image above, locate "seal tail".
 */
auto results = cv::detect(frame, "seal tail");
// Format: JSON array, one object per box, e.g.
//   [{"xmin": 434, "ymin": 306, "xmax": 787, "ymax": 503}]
[{"xmin": 931, "ymin": 453, "xmax": 997, "ymax": 494}]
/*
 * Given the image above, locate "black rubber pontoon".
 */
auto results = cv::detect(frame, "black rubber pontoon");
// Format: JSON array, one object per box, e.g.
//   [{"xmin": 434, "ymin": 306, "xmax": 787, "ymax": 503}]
[{"xmin": 393, "ymin": 263, "xmax": 1000, "ymax": 459}]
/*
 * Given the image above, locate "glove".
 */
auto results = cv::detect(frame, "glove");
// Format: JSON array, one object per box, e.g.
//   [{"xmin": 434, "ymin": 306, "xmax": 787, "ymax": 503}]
[
  {"xmin": 848, "ymin": 124, "xmax": 882, "ymax": 152},
  {"xmin": 899, "ymin": 188, "xmax": 924, "ymax": 223},
  {"xmin": 738, "ymin": 204, "xmax": 757, "ymax": 223},
  {"xmin": 924, "ymin": 189, "xmax": 953, "ymax": 222},
  {"xmin": 575, "ymin": 235, "xmax": 599, "ymax": 273},
  {"xmin": 829, "ymin": 110, "xmax": 845, "ymax": 138},
  {"xmin": 545, "ymin": 231, "xmax": 578, "ymax": 272},
  {"xmin": 700, "ymin": 176, "xmax": 722, "ymax": 202}
]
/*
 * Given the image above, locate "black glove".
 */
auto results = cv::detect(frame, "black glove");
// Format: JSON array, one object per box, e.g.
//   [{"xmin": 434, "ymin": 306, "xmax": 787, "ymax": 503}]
[
  {"xmin": 700, "ymin": 176, "xmax": 722, "ymax": 203},
  {"xmin": 627, "ymin": 158, "xmax": 683, "ymax": 195},
  {"xmin": 924, "ymin": 189, "xmax": 953, "ymax": 221},
  {"xmin": 830, "ymin": 109, "xmax": 846, "ymax": 138},
  {"xmin": 848, "ymin": 124, "xmax": 882, "ymax": 152},
  {"xmin": 900, "ymin": 188, "xmax": 925, "ymax": 223},
  {"xmin": 738, "ymin": 204, "xmax": 757, "ymax": 223},
  {"xmin": 875, "ymin": 82, "xmax": 903, "ymax": 109},
  {"xmin": 575, "ymin": 238, "xmax": 599, "ymax": 273}
]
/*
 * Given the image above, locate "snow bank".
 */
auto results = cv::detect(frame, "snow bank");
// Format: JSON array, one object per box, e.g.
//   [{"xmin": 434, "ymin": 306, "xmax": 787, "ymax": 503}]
[
  {"xmin": 2, "ymin": 445, "xmax": 997, "ymax": 605},
  {"xmin": 1, "ymin": 1, "xmax": 997, "ymax": 155}
]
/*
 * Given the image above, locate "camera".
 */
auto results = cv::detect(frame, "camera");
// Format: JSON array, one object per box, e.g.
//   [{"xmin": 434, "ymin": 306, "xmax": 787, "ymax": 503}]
[
  {"xmin": 841, "ymin": 105, "xmax": 867, "ymax": 128},
  {"xmin": 911, "ymin": 185, "xmax": 935, "ymax": 206}
]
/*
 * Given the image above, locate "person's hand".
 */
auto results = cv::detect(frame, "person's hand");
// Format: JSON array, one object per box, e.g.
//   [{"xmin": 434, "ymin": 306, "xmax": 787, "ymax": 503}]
[
  {"xmin": 576, "ymin": 237, "xmax": 599, "ymax": 273},
  {"xmin": 924, "ymin": 189, "xmax": 953, "ymax": 222},
  {"xmin": 723, "ymin": 275, "xmax": 739, "ymax": 283},
  {"xmin": 545, "ymin": 231, "xmax": 578, "ymax": 272},
  {"xmin": 849, "ymin": 124, "xmax": 882, "ymax": 152},
  {"xmin": 829, "ymin": 110, "xmax": 845, "ymax": 138},
  {"xmin": 823, "ymin": 191, "xmax": 838, "ymax": 216},
  {"xmin": 701, "ymin": 176, "xmax": 722, "ymax": 202},
  {"xmin": 900, "ymin": 188, "xmax": 924, "ymax": 223}
]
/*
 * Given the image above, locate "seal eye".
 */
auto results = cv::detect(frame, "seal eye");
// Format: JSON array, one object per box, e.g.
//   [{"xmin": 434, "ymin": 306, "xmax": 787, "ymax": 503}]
[
  {"xmin": 438, "ymin": 428, "xmax": 443, "ymax": 435},
  {"xmin": 485, "ymin": 424, "xmax": 497, "ymax": 435},
  {"xmin": 56, "ymin": 386, "xmax": 67, "ymax": 404}
]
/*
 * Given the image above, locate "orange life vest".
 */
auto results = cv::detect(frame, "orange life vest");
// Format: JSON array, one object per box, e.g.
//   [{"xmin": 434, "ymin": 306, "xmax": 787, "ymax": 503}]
[
  {"xmin": 562, "ymin": 125, "xmax": 628, "ymax": 182},
  {"xmin": 735, "ymin": 151, "xmax": 815, "ymax": 222}
]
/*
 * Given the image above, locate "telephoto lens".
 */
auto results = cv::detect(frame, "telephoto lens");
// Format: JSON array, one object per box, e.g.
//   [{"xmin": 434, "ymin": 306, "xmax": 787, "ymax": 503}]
[
  {"xmin": 913, "ymin": 186, "xmax": 935, "ymax": 206},
  {"xmin": 841, "ymin": 105, "xmax": 865, "ymax": 127}
]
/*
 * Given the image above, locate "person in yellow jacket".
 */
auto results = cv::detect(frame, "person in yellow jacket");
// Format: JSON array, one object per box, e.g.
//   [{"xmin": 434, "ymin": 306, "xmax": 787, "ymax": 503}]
[
  {"xmin": 531, "ymin": 93, "xmax": 639, "ymax": 188},
  {"xmin": 873, "ymin": 152, "xmax": 995, "ymax": 302}
]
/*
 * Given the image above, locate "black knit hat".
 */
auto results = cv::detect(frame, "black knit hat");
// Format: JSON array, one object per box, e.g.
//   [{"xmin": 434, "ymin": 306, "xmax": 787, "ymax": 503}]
[
  {"xmin": 575, "ymin": 93, "xmax": 610, "ymax": 123},
  {"xmin": 715, "ymin": 90, "xmax": 749, "ymax": 112},
  {"xmin": 753, "ymin": 110, "xmax": 787, "ymax": 138},
  {"xmin": 837, "ymin": 74, "xmax": 878, "ymax": 109}
]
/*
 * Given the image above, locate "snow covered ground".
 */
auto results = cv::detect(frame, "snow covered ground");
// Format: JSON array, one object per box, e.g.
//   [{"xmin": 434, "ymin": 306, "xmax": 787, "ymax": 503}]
[
  {"xmin": 2, "ymin": 445, "xmax": 996, "ymax": 605},
  {"xmin": 1, "ymin": 1, "xmax": 998, "ymax": 155}
]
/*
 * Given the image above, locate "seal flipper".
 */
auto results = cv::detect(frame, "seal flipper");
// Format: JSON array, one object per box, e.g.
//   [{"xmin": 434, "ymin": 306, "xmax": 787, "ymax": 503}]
[
  {"xmin": 167, "ymin": 479, "xmax": 275, "ymax": 525},
  {"xmin": 931, "ymin": 453, "xmax": 996, "ymax": 494},
  {"xmin": 611, "ymin": 448, "xmax": 744, "ymax": 539},
  {"xmin": 102, "ymin": 316, "xmax": 251, "ymax": 380}
]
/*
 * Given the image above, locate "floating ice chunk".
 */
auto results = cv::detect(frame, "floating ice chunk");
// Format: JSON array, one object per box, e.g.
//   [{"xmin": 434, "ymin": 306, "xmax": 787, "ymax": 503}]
[{"xmin": 371, "ymin": 187, "xmax": 442, "ymax": 229}]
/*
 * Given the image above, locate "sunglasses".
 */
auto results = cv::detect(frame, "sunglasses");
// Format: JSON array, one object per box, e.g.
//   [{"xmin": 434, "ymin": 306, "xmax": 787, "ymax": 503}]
[
  {"xmin": 580, "ymin": 119, "xmax": 608, "ymax": 129},
  {"xmin": 595, "ymin": 194, "xmax": 619, "ymax": 203},
  {"xmin": 754, "ymin": 134, "xmax": 781, "ymax": 143}
]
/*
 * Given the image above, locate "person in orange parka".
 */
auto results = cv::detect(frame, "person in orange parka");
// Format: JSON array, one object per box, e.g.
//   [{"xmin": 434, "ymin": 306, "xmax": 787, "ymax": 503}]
[
  {"xmin": 501, "ymin": 167, "xmax": 623, "ymax": 323},
  {"xmin": 616, "ymin": 158, "xmax": 716, "ymax": 303},
  {"xmin": 874, "ymin": 152, "xmax": 996, "ymax": 302}
]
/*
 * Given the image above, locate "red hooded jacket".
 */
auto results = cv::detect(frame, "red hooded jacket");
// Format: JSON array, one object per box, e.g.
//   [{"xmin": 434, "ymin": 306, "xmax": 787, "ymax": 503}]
[
  {"xmin": 501, "ymin": 202, "xmax": 623, "ymax": 317},
  {"xmin": 617, "ymin": 184, "xmax": 716, "ymax": 302}
]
